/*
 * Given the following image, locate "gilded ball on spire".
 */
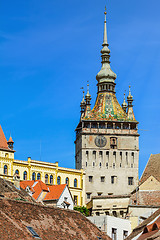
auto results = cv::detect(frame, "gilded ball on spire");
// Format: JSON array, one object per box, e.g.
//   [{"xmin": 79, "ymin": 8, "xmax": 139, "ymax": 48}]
[{"xmin": 104, "ymin": 6, "xmax": 107, "ymax": 15}]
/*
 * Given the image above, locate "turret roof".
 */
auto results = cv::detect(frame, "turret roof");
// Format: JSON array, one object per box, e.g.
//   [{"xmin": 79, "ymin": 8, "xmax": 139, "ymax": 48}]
[
  {"xmin": 8, "ymin": 136, "xmax": 14, "ymax": 143},
  {"xmin": 0, "ymin": 125, "xmax": 10, "ymax": 151}
]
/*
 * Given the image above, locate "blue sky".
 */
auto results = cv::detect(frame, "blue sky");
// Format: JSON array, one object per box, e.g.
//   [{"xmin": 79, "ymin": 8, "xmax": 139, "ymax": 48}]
[{"xmin": 0, "ymin": 0, "xmax": 160, "ymax": 177}]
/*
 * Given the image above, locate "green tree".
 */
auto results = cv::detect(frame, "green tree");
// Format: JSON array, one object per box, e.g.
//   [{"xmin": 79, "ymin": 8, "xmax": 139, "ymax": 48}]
[{"xmin": 74, "ymin": 206, "xmax": 90, "ymax": 217}]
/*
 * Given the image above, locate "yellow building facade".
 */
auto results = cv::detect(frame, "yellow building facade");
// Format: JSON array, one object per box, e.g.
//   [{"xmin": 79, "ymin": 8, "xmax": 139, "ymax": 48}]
[{"xmin": 0, "ymin": 126, "xmax": 85, "ymax": 206}]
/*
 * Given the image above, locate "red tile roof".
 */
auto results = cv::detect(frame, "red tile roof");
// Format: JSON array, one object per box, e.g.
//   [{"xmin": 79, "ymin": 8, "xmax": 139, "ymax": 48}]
[
  {"xmin": 0, "ymin": 125, "xmax": 10, "ymax": 151},
  {"xmin": 20, "ymin": 181, "xmax": 67, "ymax": 201},
  {"xmin": 20, "ymin": 180, "xmax": 49, "ymax": 200},
  {"xmin": 137, "ymin": 217, "xmax": 160, "ymax": 240},
  {"xmin": 129, "ymin": 191, "xmax": 160, "ymax": 206},
  {"xmin": 0, "ymin": 198, "xmax": 111, "ymax": 240},
  {"xmin": 43, "ymin": 184, "xmax": 66, "ymax": 201}
]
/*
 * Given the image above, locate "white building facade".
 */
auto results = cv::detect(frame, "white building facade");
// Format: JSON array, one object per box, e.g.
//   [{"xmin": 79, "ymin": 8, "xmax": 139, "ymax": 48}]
[{"xmin": 88, "ymin": 215, "xmax": 131, "ymax": 240}]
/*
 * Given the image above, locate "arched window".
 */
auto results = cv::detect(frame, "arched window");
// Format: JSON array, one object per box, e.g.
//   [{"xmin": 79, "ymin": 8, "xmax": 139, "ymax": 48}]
[
  {"xmin": 57, "ymin": 176, "xmax": 61, "ymax": 185},
  {"xmin": 15, "ymin": 169, "xmax": 19, "ymax": 175},
  {"xmin": 45, "ymin": 174, "xmax": 48, "ymax": 184},
  {"xmin": 65, "ymin": 177, "xmax": 69, "ymax": 186},
  {"xmin": 37, "ymin": 173, "xmax": 41, "ymax": 180},
  {"xmin": 23, "ymin": 171, "xmax": 27, "ymax": 180},
  {"xmin": 32, "ymin": 172, "xmax": 36, "ymax": 181},
  {"xmin": 74, "ymin": 178, "xmax": 77, "ymax": 188},
  {"xmin": 50, "ymin": 175, "xmax": 53, "ymax": 184},
  {"xmin": 4, "ymin": 165, "xmax": 7, "ymax": 175}
]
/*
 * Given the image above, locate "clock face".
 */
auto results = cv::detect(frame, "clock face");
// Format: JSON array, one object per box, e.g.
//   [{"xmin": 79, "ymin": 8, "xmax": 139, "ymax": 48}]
[{"xmin": 95, "ymin": 136, "xmax": 107, "ymax": 147}]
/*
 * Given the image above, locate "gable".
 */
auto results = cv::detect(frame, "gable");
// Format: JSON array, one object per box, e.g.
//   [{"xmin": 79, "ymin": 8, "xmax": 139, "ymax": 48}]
[
  {"xmin": 140, "ymin": 154, "xmax": 160, "ymax": 185},
  {"xmin": 139, "ymin": 176, "xmax": 160, "ymax": 191}
]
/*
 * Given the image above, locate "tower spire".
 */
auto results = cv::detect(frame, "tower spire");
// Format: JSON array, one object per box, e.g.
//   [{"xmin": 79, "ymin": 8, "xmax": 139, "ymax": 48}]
[{"xmin": 96, "ymin": 6, "xmax": 117, "ymax": 93}]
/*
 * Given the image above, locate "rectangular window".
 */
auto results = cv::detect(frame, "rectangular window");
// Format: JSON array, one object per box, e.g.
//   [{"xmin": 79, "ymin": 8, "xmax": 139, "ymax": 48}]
[
  {"xmin": 74, "ymin": 195, "xmax": 78, "ymax": 205},
  {"xmin": 89, "ymin": 176, "xmax": 93, "ymax": 182},
  {"xmin": 123, "ymin": 230, "xmax": 128, "ymax": 239},
  {"xmin": 128, "ymin": 177, "xmax": 134, "ymax": 185},
  {"xmin": 111, "ymin": 176, "xmax": 114, "ymax": 184},
  {"xmin": 101, "ymin": 176, "xmax": 105, "ymax": 182},
  {"xmin": 97, "ymin": 193, "xmax": 102, "ymax": 196},
  {"xmin": 111, "ymin": 176, "xmax": 117, "ymax": 184},
  {"xmin": 112, "ymin": 228, "xmax": 117, "ymax": 240},
  {"xmin": 86, "ymin": 193, "xmax": 91, "ymax": 199}
]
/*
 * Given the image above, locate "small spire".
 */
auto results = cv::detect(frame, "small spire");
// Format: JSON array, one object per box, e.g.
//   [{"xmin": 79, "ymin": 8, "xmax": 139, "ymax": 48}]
[
  {"xmin": 122, "ymin": 92, "xmax": 127, "ymax": 113},
  {"xmin": 80, "ymin": 89, "xmax": 86, "ymax": 117},
  {"xmin": 128, "ymin": 85, "xmax": 133, "ymax": 99},
  {"xmin": 86, "ymin": 84, "xmax": 91, "ymax": 97},
  {"xmin": 85, "ymin": 84, "xmax": 91, "ymax": 104}
]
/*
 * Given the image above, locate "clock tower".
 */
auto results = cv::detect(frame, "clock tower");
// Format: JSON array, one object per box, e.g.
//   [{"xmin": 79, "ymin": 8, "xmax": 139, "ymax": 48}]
[{"xmin": 75, "ymin": 8, "xmax": 139, "ymax": 203}]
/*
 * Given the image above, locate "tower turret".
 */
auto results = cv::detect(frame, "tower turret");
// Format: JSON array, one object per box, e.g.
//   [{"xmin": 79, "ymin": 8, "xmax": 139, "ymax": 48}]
[
  {"xmin": 84, "ymin": 84, "xmax": 91, "ymax": 117},
  {"xmin": 7, "ymin": 135, "xmax": 14, "ymax": 150},
  {"xmin": 127, "ymin": 86, "xmax": 135, "ymax": 120},
  {"xmin": 80, "ymin": 91, "xmax": 86, "ymax": 118}
]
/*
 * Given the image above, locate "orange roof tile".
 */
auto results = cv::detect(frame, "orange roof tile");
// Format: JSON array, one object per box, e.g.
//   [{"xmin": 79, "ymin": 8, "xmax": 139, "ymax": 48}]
[
  {"xmin": 44, "ymin": 184, "xmax": 67, "ymax": 201},
  {"xmin": 0, "ymin": 125, "xmax": 10, "ymax": 151}
]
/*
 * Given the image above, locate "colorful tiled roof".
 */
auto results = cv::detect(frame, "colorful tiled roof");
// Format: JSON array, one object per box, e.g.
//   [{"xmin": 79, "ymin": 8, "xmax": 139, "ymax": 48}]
[
  {"xmin": 83, "ymin": 92, "xmax": 136, "ymax": 121},
  {"xmin": 43, "ymin": 184, "xmax": 66, "ymax": 201},
  {"xmin": 0, "ymin": 125, "xmax": 10, "ymax": 151},
  {"xmin": 140, "ymin": 154, "xmax": 160, "ymax": 185}
]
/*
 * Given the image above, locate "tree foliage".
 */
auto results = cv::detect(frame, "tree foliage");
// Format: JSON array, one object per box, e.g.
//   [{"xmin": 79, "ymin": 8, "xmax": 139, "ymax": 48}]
[{"xmin": 74, "ymin": 206, "xmax": 90, "ymax": 217}]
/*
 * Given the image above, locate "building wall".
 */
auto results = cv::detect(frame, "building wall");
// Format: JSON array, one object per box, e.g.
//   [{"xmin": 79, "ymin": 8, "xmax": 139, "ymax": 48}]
[
  {"xmin": 88, "ymin": 215, "xmax": 131, "ymax": 240},
  {"xmin": 75, "ymin": 126, "xmax": 139, "ymax": 202},
  {"xmin": 57, "ymin": 186, "xmax": 74, "ymax": 210},
  {"xmin": 128, "ymin": 206, "xmax": 159, "ymax": 230},
  {"xmin": 0, "ymin": 153, "xmax": 85, "ymax": 207},
  {"xmin": 88, "ymin": 196, "xmax": 130, "ymax": 217}
]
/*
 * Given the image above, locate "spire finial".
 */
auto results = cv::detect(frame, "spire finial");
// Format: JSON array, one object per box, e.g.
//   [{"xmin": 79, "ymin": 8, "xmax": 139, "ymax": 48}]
[
  {"xmin": 104, "ymin": 6, "xmax": 107, "ymax": 16},
  {"xmin": 128, "ymin": 85, "xmax": 133, "ymax": 99},
  {"xmin": 87, "ymin": 83, "xmax": 89, "ymax": 93},
  {"xmin": 103, "ymin": 6, "xmax": 107, "ymax": 45}
]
